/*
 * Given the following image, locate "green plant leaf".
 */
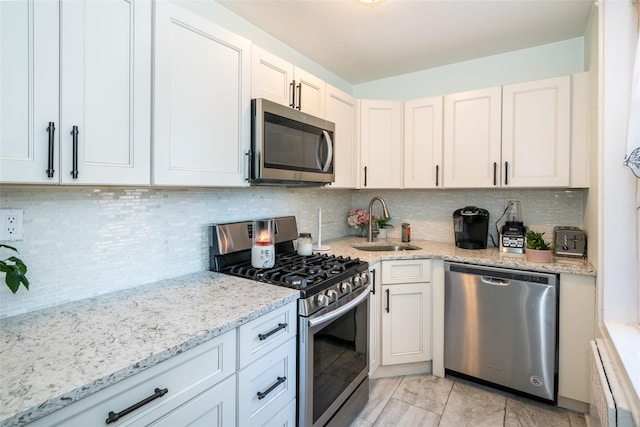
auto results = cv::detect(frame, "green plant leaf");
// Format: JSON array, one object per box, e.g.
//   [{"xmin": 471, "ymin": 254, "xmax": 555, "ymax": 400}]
[
  {"xmin": 0, "ymin": 244, "xmax": 18, "ymax": 253},
  {"xmin": 1, "ymin": 245, "xmax": 29, "ymax": 293}
]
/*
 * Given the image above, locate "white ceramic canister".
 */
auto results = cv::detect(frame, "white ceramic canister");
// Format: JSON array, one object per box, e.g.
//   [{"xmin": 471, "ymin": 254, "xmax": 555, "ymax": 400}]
[
  {"xmin": 297, "ymin": 233, "xmax": 313, "ymax": 256},
  {"xmin": 251, "ymin": 219, "xmax": 275, "ymax": 268}
]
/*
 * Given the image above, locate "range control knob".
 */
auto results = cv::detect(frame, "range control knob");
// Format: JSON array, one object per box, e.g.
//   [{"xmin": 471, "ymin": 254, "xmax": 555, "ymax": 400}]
[
  {"xmin": 340, "ymin": 282, "xmax": 352, "ymax": 294},
  {"xmin": 352, "ymin": 275, "xmax": 363, "ymax": 288},
  {"xmin": 315, "ymin": 293, "xmax": 329, "ymax": 308},
  {"xmin": 360, "ymin": 272, "xmax": 370, "ymax": 285},
  {"xmin": 326, "ymin": 289, "xmax": 338, "ymax": 302}
]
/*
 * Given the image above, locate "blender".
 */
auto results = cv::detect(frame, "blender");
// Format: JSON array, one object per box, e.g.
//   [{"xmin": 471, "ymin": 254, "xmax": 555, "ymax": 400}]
[{"xmin": 499, "ymin": 200, "xmax": 526, "ymax": 253}]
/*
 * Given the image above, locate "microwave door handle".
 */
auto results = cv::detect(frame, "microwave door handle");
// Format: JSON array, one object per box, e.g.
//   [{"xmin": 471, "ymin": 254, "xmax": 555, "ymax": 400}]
[{"xmin": 320, "ymin": 130, "xmax": 333, "ymax": 172}]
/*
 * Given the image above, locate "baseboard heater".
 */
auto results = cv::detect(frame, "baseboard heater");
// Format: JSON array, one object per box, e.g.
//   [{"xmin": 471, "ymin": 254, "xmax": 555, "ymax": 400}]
[{"xmin": 590, "ymin": 339, "xmax": 635, "ymax": 427}]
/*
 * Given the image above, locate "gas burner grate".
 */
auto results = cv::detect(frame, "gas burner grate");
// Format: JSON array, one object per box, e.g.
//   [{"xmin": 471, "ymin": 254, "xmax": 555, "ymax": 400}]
[{"xmin": 224, "ymin": 252, "xmax": 362, "ymax": 291}]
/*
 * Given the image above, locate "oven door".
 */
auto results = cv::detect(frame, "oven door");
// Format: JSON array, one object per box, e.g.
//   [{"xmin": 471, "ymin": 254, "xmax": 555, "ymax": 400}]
[{"xmin": 299, "ymin": 285, "xmax": 370, "ymax": 427}]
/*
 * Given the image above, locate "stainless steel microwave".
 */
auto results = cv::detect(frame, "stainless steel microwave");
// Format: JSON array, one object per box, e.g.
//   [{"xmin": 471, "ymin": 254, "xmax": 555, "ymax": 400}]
[{"xmin": 250, "ymin": 98, "xmax": 335, "ymax": 186}]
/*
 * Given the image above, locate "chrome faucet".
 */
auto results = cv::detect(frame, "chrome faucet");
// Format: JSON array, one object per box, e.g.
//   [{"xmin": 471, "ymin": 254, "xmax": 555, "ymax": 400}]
[{"xmin": 368, "ymin": 196, "xmax": 391, "ymax": 242}]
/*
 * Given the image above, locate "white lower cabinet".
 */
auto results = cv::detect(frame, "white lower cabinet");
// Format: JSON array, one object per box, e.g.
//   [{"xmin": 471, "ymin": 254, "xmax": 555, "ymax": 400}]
[
  {"xmin": 238, "ymin": 302, "xmax": 297, "ymax": 426},
  {"xmin": 380, "ymin": 260, "xmax": 432, "ymax": 366},
  {"xmin": 368, "ymin": 262, "xmax": 381, "ymax": 375},
  {"xmin": 146, "ymin": 375, "xmax": 236, "ymax": 427},
  {"xmin": 558, "ymin": 273, "xmax": 596, "ymax": 406},
  {"xmin": 238, "ymin": 337, "xmax": 297, "ymax": 426},
  {"xmin": 261, "ymin": 398, "xmax": 296, "ymax": 427},
  {"xmin": 29, "ymin": 330, "xmax": 237, "ymax": 426},
  {"xmin": 30, "ymin": 301, "xmax": 298, "ymax": 426}
]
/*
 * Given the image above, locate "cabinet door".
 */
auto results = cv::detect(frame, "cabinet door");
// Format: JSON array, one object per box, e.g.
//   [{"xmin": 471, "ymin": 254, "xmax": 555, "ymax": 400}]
[
  {"xmin": 404, "ymin": 96, "xmax": 443, "ymax": 188},
  {"xmin": 294, "ymin": 67, "xmax": 325, "ymax": 118},
  {"xmin": 153, "ymin": 1, "xmax": 250, "ymax": 187},
  {"xmin": 360, "ymin": 100, "xmax": 403, "ymax": 188},
  {"xmin": 502, "ymin": 75, "xmax": 570, "ymax": 187},
  {"xmin": 368, "ymin": 263, "xmax": 381, "ymax": 375},
  {"xmin": 0, "ymin": 0, "xmax": 59, "ymax": 184},
  {"xmin": 558, "ymin": 273, "xmax": 595, "ymax": 404},
  {"xmin": 60, "ymin": 0, "xmax": 151, "ymax": 185},
  {"xmin": 381, "ymin": 282, "xmax": 431, "ymax": 365},
  {"xmin": 251, "ymin": 45, "xmax": 295, "ymax": 107},
  {"xmin": 326, "ymin": 84, "xmax": 358, "ymax": 188},
  {"xmin": 443, "ymin": 87, "xmax": 502, "ymax": 188}
]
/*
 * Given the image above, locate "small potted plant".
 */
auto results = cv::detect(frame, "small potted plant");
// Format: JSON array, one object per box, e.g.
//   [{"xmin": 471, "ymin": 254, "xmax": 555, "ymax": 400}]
[
  {"xmin": 0, "ymin": 244, "xmax": 29, "ymax": 294},
  {"xmin": 374, "ymin": 217, "xmax": 393, "ymax": 239},
  {"xmin": 525, "ymin": 230, "xmax": 554, "ymax": 263}
]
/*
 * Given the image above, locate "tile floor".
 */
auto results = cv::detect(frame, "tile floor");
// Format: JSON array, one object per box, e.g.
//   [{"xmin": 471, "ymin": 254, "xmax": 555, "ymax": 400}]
[{"xmin": 349, "ymin": 374, "xmax": 588, "ymax": 427}]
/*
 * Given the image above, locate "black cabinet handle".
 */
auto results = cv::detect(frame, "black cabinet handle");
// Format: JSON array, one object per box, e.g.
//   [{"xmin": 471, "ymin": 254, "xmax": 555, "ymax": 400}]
[
  {"xmin": 70, "ymin": 126, "xmax": 79, "ymax": 179},
  {"xmin": 493, "ymin": 162, "xmax": 497, "ymax": 186},
  {"xmin": 289, "ymin": 80, "xmax": 296, "ymax": 108},
  {"xmin": 245, "ymin": 150, "xmax": 252, "ymax": 181},
  {"xmin": 435, "ymin": 165, "xmax": 439, "ymax": 187},
  {"xmin": 46, "ymin": 122, "xmax": 55, "ymax": 178},
  {"xmin": 385, "ymin": 288, "xmax": 390, "ymax": 313},
  {"xmin": 258, "ymin": 323, "xmax": 287, "ymax": 341},
  {"xmin": 106, "ymin": 387, "xmax": 168, "ymax": 424},
  {"xmin": 371, "ymin": 269, "xmax": 376, "ymax": 295},
  {"xmin": 504, "ymin": 161, "xmax": 509, "ymax": 186},
  {"xmin": 296, "ymin": 83, "xmax": 302, "ymax": 110},
  {"xmin": 257, "ymin": 376, "xmax": 286, "ymax": 400},
  {"xmin": 364, "ymin": 166, "xmax": 368, "ymax": 187}
]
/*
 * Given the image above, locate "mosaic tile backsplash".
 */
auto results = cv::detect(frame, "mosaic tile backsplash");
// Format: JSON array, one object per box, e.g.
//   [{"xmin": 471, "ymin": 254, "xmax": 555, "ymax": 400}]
[{"xmin": 0, "ymin": 186, "xmax": 584, "ymax": 318}]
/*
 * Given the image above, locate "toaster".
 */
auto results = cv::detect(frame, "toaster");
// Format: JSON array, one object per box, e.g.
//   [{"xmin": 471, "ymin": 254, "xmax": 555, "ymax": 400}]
[{"xmin": 553, "ymin": 226, "xmax": 587, "ymax": 258}]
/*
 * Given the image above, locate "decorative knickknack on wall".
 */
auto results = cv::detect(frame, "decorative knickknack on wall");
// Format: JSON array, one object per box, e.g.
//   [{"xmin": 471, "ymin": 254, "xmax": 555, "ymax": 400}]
[
  {"xmin": 623, "ymin": 26, "xmax": 640, "ymax": 178},
  {"xmin": 0, "ymin": 244, "xmax": 29, "ymax": 294}
]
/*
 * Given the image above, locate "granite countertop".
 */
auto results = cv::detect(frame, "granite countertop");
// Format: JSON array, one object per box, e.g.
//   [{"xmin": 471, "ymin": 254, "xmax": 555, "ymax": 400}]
[
  {"xmin": 0, "ymin": 271, "xmax": 299, "ymax": 427},
  {"xmin": 325, "ymin": 236, "xmax": 596, "ymax": 276},
  {"xmin": 0, "ymin": 237, "xmax": 595, "ymax": 426}
]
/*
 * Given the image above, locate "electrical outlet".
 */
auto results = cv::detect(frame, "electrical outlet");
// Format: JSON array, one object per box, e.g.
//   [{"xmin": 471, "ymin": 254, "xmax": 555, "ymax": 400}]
[{"xmin": 1, "ymin": 209, "xmax": 24, "ymax": 241}]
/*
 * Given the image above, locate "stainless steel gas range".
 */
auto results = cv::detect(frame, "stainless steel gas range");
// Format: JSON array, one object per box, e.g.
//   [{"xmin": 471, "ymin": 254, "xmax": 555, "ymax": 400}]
[{"xmin": 209, "ymin": 216, "xmax": 371, "ymax": 427}]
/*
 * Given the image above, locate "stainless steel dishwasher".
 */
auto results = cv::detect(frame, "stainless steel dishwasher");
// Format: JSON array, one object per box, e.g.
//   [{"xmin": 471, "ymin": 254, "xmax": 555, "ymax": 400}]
[{"xmin": 444, "ymin": 262, "xmax": 559, "ymax": 404}]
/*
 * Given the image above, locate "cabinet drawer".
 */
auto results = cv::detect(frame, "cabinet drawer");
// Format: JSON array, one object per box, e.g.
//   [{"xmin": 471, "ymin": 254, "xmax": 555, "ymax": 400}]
[
  {"xmin": 262, "ymin": 398, "xmax": 296, "ymax": 427},
  {"xmin": 238, "ymin": 337, "xmax": 297, "ymax": 426},
  {"xmin": 382, "ymin": 259, "xmax": 431, "ymax": 284},
  {"xmin": 147, "ymin": 375, "xmax": 236, "ymax": 427},
  {"xmin": 239, "ymin": 301, "xmax": 297, "ymax": 369},
  {"xmin": 30, "ymin": 330, "xmax": 236, "ymax": 426}
]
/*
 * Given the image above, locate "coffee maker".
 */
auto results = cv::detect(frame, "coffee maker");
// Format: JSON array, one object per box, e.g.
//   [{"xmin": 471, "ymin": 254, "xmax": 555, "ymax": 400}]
[
  {"xmin": 453, "ymin": 206, "xmax": 490, "ymax": 249},
  {"xmin": 499, "ymin": 200, "xmax": 526, "ymax": 254}
]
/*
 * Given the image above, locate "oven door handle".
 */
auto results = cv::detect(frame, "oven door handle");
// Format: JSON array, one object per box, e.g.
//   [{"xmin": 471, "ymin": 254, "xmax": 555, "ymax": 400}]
[{"xmin": 308, "ymin": 285, "xmax": 371, "ymax": 328}]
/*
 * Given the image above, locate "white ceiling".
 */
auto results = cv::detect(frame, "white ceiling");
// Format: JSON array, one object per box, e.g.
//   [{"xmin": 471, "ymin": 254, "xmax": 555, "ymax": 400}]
[{"xmin": 217, "ymin": 0, "xmax": 594, "ymax": 84}]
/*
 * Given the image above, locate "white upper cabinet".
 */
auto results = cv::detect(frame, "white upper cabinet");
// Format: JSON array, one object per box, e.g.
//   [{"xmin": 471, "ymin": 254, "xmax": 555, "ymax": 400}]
[
  {"xmin": 359, "ymin": 100, "xmax": 404, "ymax": 189},
  {"xmin": 570, "ymin": 72, "xmax": 589, "ymax": 188},
  {"xmin": 60, "ymin": 0, "xmax": 151, "ymax": 185},
  {"xmin": 326, "ymin": 84, "xmax": 358, "ymax": 188},
  {"xmin": 404, "ymin": 96, "xmax": 443, "ymax": 188},
  {"xmin": 0, "ymin": 0, "xmax": 59, "ymax": 184},
  {"xmin": 443, "ymin": 76, "xmax": 572, "ymax": 189},
  {"xmin": 501, "ymin": 75, "xmax": 570, "ymax": 187},
  {"xmin": 153, "ymin": 1, "xmax": 251, "ymax": 187},
  {"xmin": 443, "ymin": 87, "xmax": 502, "ymax": 188},
  {"xmin": 252, "ymin": 45, "xmax": 325, "ymax": 118},
  {"xmin": 1, "ymin": 0, "xmax": 150, "ymax": 185}
]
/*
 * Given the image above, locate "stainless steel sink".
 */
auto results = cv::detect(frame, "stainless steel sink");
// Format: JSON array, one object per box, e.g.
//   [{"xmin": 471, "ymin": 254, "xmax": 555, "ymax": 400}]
[{"xmin": 352, "ymin": 244, "xmax": 422, "ymax": 252}]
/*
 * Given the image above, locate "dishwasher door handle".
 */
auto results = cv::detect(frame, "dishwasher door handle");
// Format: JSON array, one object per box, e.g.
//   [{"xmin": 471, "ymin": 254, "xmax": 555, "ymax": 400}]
[{"xmin": 480, "ymin": 276, "xmax": 511, "ymax": 286}]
